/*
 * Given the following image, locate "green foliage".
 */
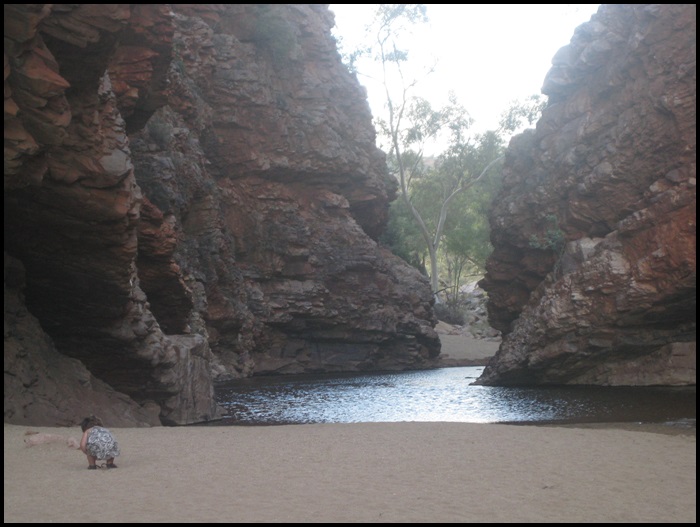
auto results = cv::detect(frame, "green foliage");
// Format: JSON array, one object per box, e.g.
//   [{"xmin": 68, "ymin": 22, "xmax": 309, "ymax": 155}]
[
  {"xmin": 429, "ymin": 132, "xmax": 504, "ymax": 288},
  {"xmin": 382, "ymin": 130, "xmax": 506, "ymax": 289},
  {"xmin": 338, "ymin": 4, "xmax": 546, "ymax": 300},
  {"xmin": 380, "ymin": 198, "xmax": 427, "ymax": 273},
  {"xmin": 376, "ymin": 4, "xmax": 428, "ymax": 29},
  {"xmin": 528, "ymin": 214, "xmax": 567, "ymax": 279},
  {"xmin": 435, "ymin": 129, "xmax": 523, "ymax": 280},
  {"xmin": 336, "ymin": 5, "xmax": 427, "ymax": 74},
  {"xmin": 528, "ymin": 214, "xmax": 565, "ymax": 252},
  {"xmin": 336, "ymin": 39, "xmax": 371, "ymax": 75},
  {"xmin": 498, "ymin": 94, "xmax": 547, "ymax": 134}
]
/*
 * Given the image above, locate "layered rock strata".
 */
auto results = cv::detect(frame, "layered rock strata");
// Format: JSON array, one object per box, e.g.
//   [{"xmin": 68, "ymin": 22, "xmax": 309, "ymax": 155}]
[
  {"xmin": 478, "ymin": 4, "xmax": 696, "ymax": 386},
  {"xmin": 4, "ymin": 4, "xmax": 440, "ymax": 426}
]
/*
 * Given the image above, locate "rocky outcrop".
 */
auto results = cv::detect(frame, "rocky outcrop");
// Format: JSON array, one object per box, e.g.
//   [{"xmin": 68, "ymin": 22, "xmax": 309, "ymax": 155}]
[
  {"xmin": 4, "ymin": 5, "xmax": 440, "ymax": 426},
  {"xmin": 477, "ymin": 4, "xmax": 696, "ymax": 386},
  {"xmin": 4, "ymin": 4, "xmax": 220, "ymax": 426},
  {"xmin": 129, "ymin": 5, "xmax": 439, "ymax": 381},
  {"xmin": 4, "ymin": 254, "xmax": 161, "ymax": 427}
]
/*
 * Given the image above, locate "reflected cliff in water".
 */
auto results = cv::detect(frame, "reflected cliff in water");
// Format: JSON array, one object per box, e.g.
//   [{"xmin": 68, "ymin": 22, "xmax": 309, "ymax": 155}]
[{"xmin": 209, "ymin": 367, "xmax": 696, "ymax": 429}]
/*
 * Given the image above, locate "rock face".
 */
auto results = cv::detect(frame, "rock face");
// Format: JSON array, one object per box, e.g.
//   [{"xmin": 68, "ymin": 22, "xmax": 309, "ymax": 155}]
[
  {"xmin": 478, "ymin": 4, "xmax": 696, "ymax": 386},
  {"xmin": 4, "ymin": 4, "xmax": 440, "ymax": 427}
]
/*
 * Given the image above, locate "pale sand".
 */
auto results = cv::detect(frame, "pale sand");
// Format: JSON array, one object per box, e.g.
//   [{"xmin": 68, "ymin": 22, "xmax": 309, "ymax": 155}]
[
  {"xmin": 4, "ymin": 422, "xmax": 695, "ymax": 523},
  {"xmin": 436, "ymin": 321, "xmax": 500, "ymax": 366}
]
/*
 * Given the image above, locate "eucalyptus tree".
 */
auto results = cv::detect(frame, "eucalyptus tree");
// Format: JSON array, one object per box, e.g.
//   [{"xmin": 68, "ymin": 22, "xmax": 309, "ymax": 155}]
[
  {"xmin": 439, "ymin": 130, "xmax": 505, "ymax": 301},
  {"xmin": 338, "ymin": 6, "xmax": 554, "ymax": 304},
  {"xmin": 342, "ymin": 4, "xmax": 504, "ymax": 302}
]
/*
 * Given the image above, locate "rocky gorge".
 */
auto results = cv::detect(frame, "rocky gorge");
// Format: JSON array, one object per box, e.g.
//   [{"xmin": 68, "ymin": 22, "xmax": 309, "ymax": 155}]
[
  {"xmin": 4, "ymin": 4, "xmax": 696, "ymax": 427},
  {"xmin": 5, "ymin": 4, "xmax": 440, "ymax": 426},
  {"xmin": 478, "ymin": 4, "xmax": 696, "ymax": 386}
]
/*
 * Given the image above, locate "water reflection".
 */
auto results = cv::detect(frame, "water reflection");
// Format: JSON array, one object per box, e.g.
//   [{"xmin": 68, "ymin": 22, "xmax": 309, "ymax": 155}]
[{"xmin": 212, "ymin": 367, "xmax": 696, "ymax": 428}]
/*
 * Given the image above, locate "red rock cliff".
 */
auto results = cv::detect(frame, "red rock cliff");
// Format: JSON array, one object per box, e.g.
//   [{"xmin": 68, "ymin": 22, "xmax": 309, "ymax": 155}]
[
  {"xmin": 4, "ymin": 4, "xmax": 440, "ymax": 426},
  {"xmin": 478, "ymin": 4, "xmax": 696, "ymax": 386}
]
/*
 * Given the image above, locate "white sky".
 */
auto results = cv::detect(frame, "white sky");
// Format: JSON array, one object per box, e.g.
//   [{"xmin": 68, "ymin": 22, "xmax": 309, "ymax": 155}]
[{"xmin": 330, "ymin": 4, "xmax": 601, "ymax": 149}]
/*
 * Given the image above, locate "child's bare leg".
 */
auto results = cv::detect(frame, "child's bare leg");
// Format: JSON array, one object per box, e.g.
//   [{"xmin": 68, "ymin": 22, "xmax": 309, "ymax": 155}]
[
  {"xmin": 86, "ymin": 454, "xmax": 97, "ymax": 468},
  {"xmin": 106, "ymin": 457, "xmax": 117, "ymax": 468}
]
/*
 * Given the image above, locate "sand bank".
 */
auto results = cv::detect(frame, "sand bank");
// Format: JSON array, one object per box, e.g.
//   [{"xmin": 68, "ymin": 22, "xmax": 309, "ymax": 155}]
[{"xmin": 4, "ymin": 422, "xmax": 695, "ymax": 523}]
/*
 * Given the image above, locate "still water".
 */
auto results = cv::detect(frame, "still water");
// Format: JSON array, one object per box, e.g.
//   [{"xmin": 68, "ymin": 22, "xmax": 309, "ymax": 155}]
[{"xmin": 211, "ymin": 366, "xmax": 696, "ymax": 429}]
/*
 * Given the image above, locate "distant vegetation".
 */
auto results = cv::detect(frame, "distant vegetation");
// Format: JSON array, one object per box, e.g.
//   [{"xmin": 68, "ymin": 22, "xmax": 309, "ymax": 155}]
[{"xmin": 336, "ymin": 4, "xmax": 544, "ymax": 316}]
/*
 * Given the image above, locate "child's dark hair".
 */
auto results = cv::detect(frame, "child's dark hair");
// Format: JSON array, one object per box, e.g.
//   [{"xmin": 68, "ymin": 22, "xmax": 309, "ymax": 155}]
[{"xmin": 80, "ymin": 415, "xmax": 103, "ymax": 432}]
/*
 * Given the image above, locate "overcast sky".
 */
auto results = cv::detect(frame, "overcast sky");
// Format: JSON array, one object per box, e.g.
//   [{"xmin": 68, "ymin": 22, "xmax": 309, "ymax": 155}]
[{"xmin": 330, "ymin": 4, "xmax": 601, "ymax": 149}]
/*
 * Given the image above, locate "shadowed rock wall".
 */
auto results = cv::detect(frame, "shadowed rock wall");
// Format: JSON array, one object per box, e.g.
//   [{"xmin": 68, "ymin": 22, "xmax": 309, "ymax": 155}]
[
  {"xmin": 478, "ymin": 4, "xmax": 696, "ymax": 386},
  {"xmin": 4, "ymin": 4, "xmax": 440, "ymax": 426}
]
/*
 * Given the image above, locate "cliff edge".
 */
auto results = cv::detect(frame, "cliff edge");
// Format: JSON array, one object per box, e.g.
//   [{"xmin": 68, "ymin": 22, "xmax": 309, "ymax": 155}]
[{"xmin": 478, "ymin": 4, "xmax": 696, "ymax": 386}]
